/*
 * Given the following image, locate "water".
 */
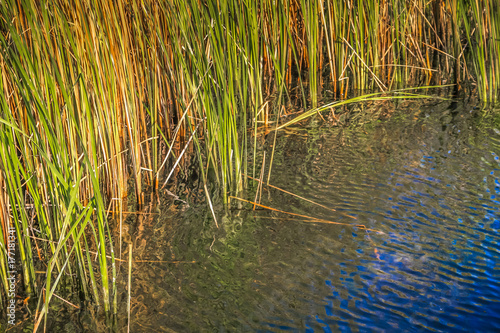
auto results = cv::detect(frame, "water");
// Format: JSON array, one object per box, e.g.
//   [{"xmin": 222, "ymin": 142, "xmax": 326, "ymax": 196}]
[{"xmin": 36, "ymin": 101, "xmax": 500, "ymax": 332}]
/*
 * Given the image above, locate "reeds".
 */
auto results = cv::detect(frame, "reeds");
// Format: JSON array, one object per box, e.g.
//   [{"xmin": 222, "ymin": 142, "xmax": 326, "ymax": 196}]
[{"xmin": 0, "ymin": 0, "xmax": 498, "ymax": 325}]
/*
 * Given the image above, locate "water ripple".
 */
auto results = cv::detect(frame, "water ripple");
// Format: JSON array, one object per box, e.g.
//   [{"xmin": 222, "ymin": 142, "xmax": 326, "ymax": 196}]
[{"xmin": 119, "ymin": 105, "xmax": 500, "ymax": 332}]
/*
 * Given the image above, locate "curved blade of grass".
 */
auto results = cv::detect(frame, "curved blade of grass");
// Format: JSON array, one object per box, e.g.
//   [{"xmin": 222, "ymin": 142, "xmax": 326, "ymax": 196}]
[{"xmin": 276, "ymin": 85, "xmax": 453, "ymax": 130}]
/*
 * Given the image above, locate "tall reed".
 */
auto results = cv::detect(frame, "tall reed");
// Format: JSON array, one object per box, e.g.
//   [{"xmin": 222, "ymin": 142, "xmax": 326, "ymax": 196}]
[{"xmin": 0, "ymin": 0, "xmax": 498, "ymax": 326}]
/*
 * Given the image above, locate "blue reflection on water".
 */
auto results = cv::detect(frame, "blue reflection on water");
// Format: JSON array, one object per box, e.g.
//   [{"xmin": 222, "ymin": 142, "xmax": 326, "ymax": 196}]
[{"xmin": 295, "ymin": 141, "xmax": 500, "ymax": 332}]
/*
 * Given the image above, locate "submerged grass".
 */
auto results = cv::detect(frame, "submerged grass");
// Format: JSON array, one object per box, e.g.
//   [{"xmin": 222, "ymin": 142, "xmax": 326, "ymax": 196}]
[{"xmin": 0, "ymin": 0, "xmax": 498, "ymax": 327}]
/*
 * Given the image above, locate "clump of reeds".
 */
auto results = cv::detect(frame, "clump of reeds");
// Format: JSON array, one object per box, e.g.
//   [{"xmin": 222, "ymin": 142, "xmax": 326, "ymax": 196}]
[{"xmin": 0, "ymin": 0, "xmax": 498, "ymax": 326}]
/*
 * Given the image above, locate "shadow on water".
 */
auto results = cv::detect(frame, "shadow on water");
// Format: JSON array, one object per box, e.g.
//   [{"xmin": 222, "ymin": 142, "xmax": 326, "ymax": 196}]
[{"xmin": 33, "ymin": 100, "xmax": 500, "ymax": 332}]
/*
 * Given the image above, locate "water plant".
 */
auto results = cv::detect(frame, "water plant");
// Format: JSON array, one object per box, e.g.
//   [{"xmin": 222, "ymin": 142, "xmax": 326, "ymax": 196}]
[{"xmin": 0, "ymin": 0, "xmax": 498, "ymax": 328}]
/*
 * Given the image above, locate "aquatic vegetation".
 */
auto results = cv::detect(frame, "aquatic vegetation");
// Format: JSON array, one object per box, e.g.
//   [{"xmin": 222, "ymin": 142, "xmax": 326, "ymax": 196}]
[{"xmin": 0, "ymin": 0, "xmax": 498, "ymax": 328}]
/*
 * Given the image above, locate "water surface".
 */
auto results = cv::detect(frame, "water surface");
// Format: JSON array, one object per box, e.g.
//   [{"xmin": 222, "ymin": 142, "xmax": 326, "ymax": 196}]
[{"xmin": 88, "ymin": 102, "xmax": 500, "ymax": 332}]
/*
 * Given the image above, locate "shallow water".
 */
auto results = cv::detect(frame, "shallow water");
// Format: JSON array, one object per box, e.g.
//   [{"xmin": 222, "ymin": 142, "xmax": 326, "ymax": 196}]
[
  {"xmin": 106, "ymin": 101, "xmax": 499, "ymax": 332},
  {"xmin": 36, "ymin": 101, "xmax": 500, "ymax": 332}
]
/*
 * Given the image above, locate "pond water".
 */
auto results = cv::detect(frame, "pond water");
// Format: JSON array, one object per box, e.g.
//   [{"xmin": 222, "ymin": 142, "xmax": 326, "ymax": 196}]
[{"xmin": 42, "ymin": 101, "xmax": 500, "ymax": 332}]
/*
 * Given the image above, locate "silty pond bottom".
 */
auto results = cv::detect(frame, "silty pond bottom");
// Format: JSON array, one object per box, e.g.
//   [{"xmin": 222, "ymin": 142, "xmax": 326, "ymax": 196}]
[{"xmin": 50, "ymin": 102, "xmax": 500, "ymax": 332}]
